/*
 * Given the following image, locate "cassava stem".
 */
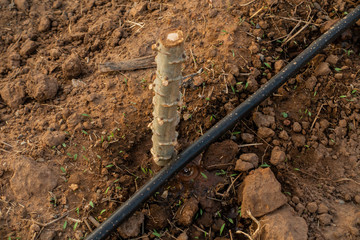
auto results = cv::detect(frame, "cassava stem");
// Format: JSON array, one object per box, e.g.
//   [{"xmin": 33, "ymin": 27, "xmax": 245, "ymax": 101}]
[{"xmin": 150, "ymin": 30, "xmax": 186, "ymax": 166}]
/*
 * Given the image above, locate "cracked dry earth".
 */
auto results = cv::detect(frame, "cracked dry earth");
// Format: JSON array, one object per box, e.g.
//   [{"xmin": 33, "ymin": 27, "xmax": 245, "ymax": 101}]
[{"xmin": 0, "ymin": 0, "xmax": 360, "ymax": 239}]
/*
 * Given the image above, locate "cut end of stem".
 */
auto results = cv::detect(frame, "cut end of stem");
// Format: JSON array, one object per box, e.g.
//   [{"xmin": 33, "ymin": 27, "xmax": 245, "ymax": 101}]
[{"xmin": 160, "ymin": 29, "xmax": 184, "ymax": 47}]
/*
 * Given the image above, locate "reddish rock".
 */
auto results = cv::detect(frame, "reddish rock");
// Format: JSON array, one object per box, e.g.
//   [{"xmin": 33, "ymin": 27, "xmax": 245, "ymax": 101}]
[
  {"xmin": 42, "ymin": 131, "xmax": 66, "ymax": 147},
  {"xmin": 238, "ymin": 168, "xmax": 287, "ymax": 218},
  {"xmin": 240, "ymin": 153, "xmax": 259, "ymax": 167},
  {"xmin": 253, "ymin": 112, "xmax": 275, "ymax": 128},
  {"xmin": 260, "ymin": 205, "xmax": 308, "ymax": 240},
  {"xmin": 62, "ymin": 54, "xmax": 82, "ymax": 79},
  {"xmin": 274, "ymin": 60, "xmax": 284, "ymax": 73},
  {"xmin": 235, "ymin": 160, "xmax": 254, "ymax": 172},
  {"xmin": 257, "ymin": 127, "xmax": 275, "ymax": 139}
]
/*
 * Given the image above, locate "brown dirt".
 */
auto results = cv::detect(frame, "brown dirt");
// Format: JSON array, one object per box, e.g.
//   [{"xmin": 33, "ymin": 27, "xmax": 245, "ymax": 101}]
[{"xmin": 0, "ymin": 0, "xmax": 359, "ymax": 239}]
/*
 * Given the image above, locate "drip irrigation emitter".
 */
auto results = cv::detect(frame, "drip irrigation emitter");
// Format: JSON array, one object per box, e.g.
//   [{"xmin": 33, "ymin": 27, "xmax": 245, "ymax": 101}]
[{"xmin": 86, "ymin": 5, "xmax": 360, "ymax": 240}]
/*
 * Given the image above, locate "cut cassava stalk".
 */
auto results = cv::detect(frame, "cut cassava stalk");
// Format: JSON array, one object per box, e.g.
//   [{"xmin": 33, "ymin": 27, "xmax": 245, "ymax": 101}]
[
  {"xmin": 98, "ymin": 55, "xmax": 156, "ymax": 73},
  {"xmin": 150, "ymin": 30, "xmax": 186, "ymax": 166}
]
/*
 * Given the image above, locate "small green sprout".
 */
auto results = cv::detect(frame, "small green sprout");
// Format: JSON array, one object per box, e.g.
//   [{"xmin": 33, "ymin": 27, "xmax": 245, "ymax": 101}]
[
  {"xmin": 82, "ymin": 130, "xmax": 88, "ymax": 135},
  {"xmin": 153, "ymin": 229, "xmax": 161, "ymax": 238},
  {"xmin": 200, "ymin": 172, "xmax": 208, "ymax": 179},
  {"xmin": 73, "ymin": 222, "xmax": 79, "ymax": 231},
  {"xmin": 63, "ymin": 220, "xmax": 68, "ymax": 230},
  {"xmin": 264, "ymin": 62, "xmax": 272, "ymax": 69},
  {"xmin": 219, "ymin": 223, "xmax": 226, "ymax": 236},
  {"xmin": 100, "ymin": 209, "xmax": 106, "ymax": 215},
  {"xmin": 60, "ymin": 167, "xmax": 66, "ymax": 173},
  {"xmin": 89, "ymin": 201, "xmax": 94, "ymax": 208}
]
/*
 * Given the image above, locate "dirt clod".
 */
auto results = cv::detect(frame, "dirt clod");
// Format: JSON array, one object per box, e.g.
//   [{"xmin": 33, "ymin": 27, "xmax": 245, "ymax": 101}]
[
  {"xmin": 176, "ymin": 197, "xmax": 199, "ymax": 226},
  {"xmin": 62, "ymin": 54, "xmax": 82, "ymax": 79},
  {"xmin": 118, "ymin": 212, "xmax": 144, "ymax": 238},
  {"xmin": 10, "ymin": 156, "xmax": 58, "ymax": 201},
  {"xmin": 241, "ymin": 133, "xmax": 254, "ymax": 143},
  {"xmin": 314, "ymin": 62, "xmax": 331, "ymax": 76},
  {"xmin": 203, "ymin": 140, "xmax": 238, "ymax": 170},
  {"xmin": 306, "ymin": 202, "xmax": 318, "ymax": 213},
  {"xmin": 260, "ymin": 205, "xmax": 308, "ymax": 240},
  {"xmin": 239, "ymin": 168, "xmax": 287, "ymax": 218},
  {"xmin": 292, "ymin": 134, "xmax": 306, "ymax": 148},
  {"xmin": 20, "ymin": 39, "xmax": 37, "ymax": 56},
  {"xmin": 253, "ymin": 112, "xmax": 275, "ymax": 128},
  {"xmin": 257, "ymin": 127, "xmax": 275, "ymax": 139},
  {"xmin": 42, "ymin": 131, "xmax": 66, "ymax": 147},
  {"xmin": 270, "ymin": 146, "xmax": 286, "ymax": 166},
  {"xmin": 38, "ymin": 16, "xmax": 51, "ymax": 32},
  {"xmin": 14, "ymin": 0, "xmax": 29, "ymax": 11},
  {"xmin": 26, "ymin": 74, "xmax": 58, "ymax": 101},
  {"xmin": 292, "ymin": 122, "xmax": 302, "ymax": 133},
  {"xmin": 318, "ymin": 213, "xmax": 332, "ymax": 225},
  {"xmin": 0, "ymin": 79, "xmax": 26, "ymax": 108}
]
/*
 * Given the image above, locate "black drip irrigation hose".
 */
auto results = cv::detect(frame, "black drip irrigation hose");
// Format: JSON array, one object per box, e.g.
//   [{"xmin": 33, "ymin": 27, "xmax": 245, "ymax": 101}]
[{"xmin": 86, "ymin": 6, "xmax": 360, "ymax": 240}]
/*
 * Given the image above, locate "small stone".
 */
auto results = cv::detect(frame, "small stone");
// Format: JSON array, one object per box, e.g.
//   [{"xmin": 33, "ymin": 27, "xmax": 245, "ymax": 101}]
[
  {"xmin": 354, "ymin": 195, "xmax": 360, "ymax": 204},
  {"xmin": 62, "ymin": 54, "xmax": 82, "ymax": 79},
  {"xmin": 235, "ymin": 160, "xmax": 254, "ymax": 172},
  {"xmin": 249, "ymin": 41, "xmax": 260, "ymax": 54},
  {"xmin": 292, "ymin": 122, "xmax": 302, "ymax": 133},
  {"xmin": 30, "ymin": 224, "xmax": 40, "ymax": 233},
  {"xmin": 318, "ymin": 213, "xmax": 332, "ymax": 225},
  {"xmin": 176, "ymin": 232, "xmax": 188, "ymax": 240},
  {"xmin": 334, "ymin": 73, "xmax": 343, "ymax": 79},
  {"xmin": 326, "ymin": 55, "xmax": 339, "ymax": 65},
  {"xmin": 296, "ymin": 203, "xmax": 305, "ymax": 214},
  {"xmin": 317, "ymin": 203, "xmax": 329, "ymax": 214},
  {"xmin": 176, "ymin": 197, "xmax": 199, "ymax": 226},
  {"xmin": 49, "ymin": 48, "xmax": 61, "ymax": 59},
  {"xmin": 314, "ymin": 62, "xmax": 331, "ymax": 76},
  {"xmin": 20, "ymin": 39, "xmax": 37, "ymax": 56},
  {"xmin": 257, "ymin": 127, "xmax": 275, "ymax": 139},
  {"xmin": 241, "ymin": 133, "xmax": 254, "ymax": 143},
  {"xmin": 42, "ymin": 131, "xmax": 66, "ymax": 147},
  {"xmin": 69, "ymin": 184, "xmax": 79, "ymax": 191},
  {"xmin": 274, "ymin": 60, "xmax": 284, "ymax": 73},
  {"xmin": 38, "ymin": 16, "xmax": 51, "ymax": 32},
  {"xmin": 306, "ymin": 202, "xmax": 318, "ymax": 213},
  {"xmin": 279, "ymin": 130, "xmax": 289, "ymax": 140},
  {"xmin": 283, "ymin": 119, "xmax": 291, "ymax": 126},
  {"xmin": 270, "ymin": 147, "xmax": 286, "ymax": 166},
  {"xmin": 292, "ymin": 196, "xmax": 300, "ymax": 204}
]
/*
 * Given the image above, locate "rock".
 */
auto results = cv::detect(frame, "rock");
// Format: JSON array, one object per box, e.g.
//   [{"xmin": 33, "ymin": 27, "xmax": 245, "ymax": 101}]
[
  {"xmin": 26, "ymin": 74, "xmax": 58, "ymax": 101},
  {"xmin": 20, "ymin": 39, "xmax": 37, "ymax": 56},
  {"xmin": 260, "ymin": 205, "xmax": 308, "ymax": 240},
  {"xmin": 318, "ymin": 213, "xmax": 332, "ymax": 225},
  {"xmin": 257, "ymin": 127, "xmax": 275, "ymax": 139},
  {"xmin": 49, "ymin": 48, "xmax": 61, "ymax": 59},
  {"xmin": 326, "ymin": 54, "xmax": 339, "ymax": 66},
  {"xmin": 147, "ymin": 204, "xmax": 169, "ymax": 229},
  {"xmin": 355, "ymin": 195, "xmax": 360, "ymax": 204},
  {"xmin": 279, "ymin": 130, "xmax": 289, "ymax": 140},
  {"xmin": 39, "ymin": 230, "xmax": 56, "ymax": 240},
  {"xmin": 238, "ymin": 168, "xmax": 287, "ymax": 218},
  {"xmin": 240, "ymin": 153, "xmax": 259, "ymax": 167},
  {"xmin": 306, "ymin": 202, "xmax": 318, "ymax": 213},
  {"xmin": 42, "ymin": 131, "xmax": 66, "ymax": 147},
  {"xmin": 203, "ymin": 140, "xmax": 238, "ymax": 170},
  {"xmin": 270, "ymin": 147, "xmax": 286, "ymax": 166},
  {"xmin": 314, "ymin": 62, "xmax": 331, "ymax": 76},
  {"xmin": 38, "ymin": 16, "xmax": 51, "ymax": 32},
  {"xmin": 176, "ymin": 197, "xmax": 199, "ymax": 226},
  {"xmin": 14, "ymin": 0, "xmax": 29, "ymax": 11},
  {"xmin": 30, "ymin": 224, "xmax": 41, "ymax": 233},
  {"xmin": 0, "ymin": 79, "xmax": 26, "ymax": 108},
  {"xmin": 305, "ymin": 76, "xmax": 317, "ymax": 90},
  {"xmin": 296, "ymin": 203, "xmax": 305, "ymax": 214},
  {"xmin": 274, "ymin": 60, "xmax": 284, "ymax": 73},
  {"xmin": 62, "ymin": 54, "xmax": 82, "ymax": 79},
  {"xmin": 253, "ymin": 112, "xmax": 275, "ymax": 128},
  {"xmin": 235, "ymin": 160, "xmax": 254, "ymax": 172},
  {"xmin": 292, "ymin": 196, "xmax": 300, "ymax": 204},
  {"xmin": 292, "ymin": 122, "xmax": 302, "ymax": 133},
  {"xmin": 292, "ymin": 134, "xmax": 306, "ymax": 148},
  {"xmin": 69, "ymin": 184, "xmax": 79, "ymax": 191},
  {"xmin": 176, "ymin": 232, "xmax": 188, "ymax": 240},
  {"xmin": 334, "ymin": 73, "xmax": 343, "ymax": 79},
  {"xmin": 10, "ymin": 156, "xmax": 58, "ymax": 201},
  {"xmin": 118, "ymin": 212, "xmax": 144, "ymax": 238},
  {"xmin": 129, "ymin": 2, "xmax": 147, "ymax": 17},
  {"xmin": 318, "ymin": 203, "xmax": 329, "ymax": 214},
  {"xmin": 241, "ymin": 133, "xmax": 254, "ymax": 143}
]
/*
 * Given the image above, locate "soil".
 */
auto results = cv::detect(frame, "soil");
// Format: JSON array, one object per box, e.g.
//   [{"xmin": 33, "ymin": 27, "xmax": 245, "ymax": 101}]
[{"xmin": 0, "ymin": 0, "xmax": 359, "ymax": 240}]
